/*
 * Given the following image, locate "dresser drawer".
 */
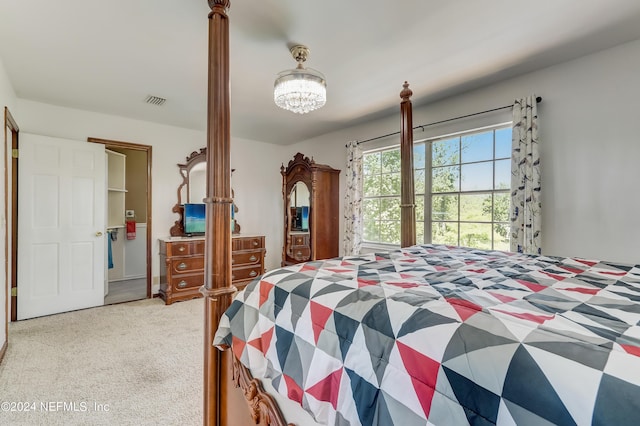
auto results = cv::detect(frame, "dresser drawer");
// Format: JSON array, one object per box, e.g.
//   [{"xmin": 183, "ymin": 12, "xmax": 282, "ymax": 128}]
[
  {"xmin": 166, "ymin": 240, "xmax": 205, "ymax": 256},
  {"xmin": 170, "ymin": 274, "xmax": 203, "ymax": 291},
  {"xmin": 232, "ymin": 265, "xmax": 262, "ymax": 283},
  {"xmin": 291, "ymin": 234, "xmax": 309, "ymax": 246},
  {"xmin": 232, "ymin": 250, "xmax": 263, "ymax": 266},
  {"xmin": 233, "ymin": 236, "xmax": 264, "ymax": 251},
  {"xmin": 168, "ymin": 257, "xmax": 204, "ymax": 274},
  {"xmin": 291, "ymin": 246, "xmax": 311, "ymax": 262}
]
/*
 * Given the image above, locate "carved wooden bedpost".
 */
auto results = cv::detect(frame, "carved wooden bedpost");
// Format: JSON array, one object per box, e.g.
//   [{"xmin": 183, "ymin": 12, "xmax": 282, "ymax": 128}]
[
  {"xmin": 202, "ymin": 1, "xmax": 234, "ymax": 425},
  {"xmin": 400, "ymin": 82, "xmax": 416, "ymax": 247}
]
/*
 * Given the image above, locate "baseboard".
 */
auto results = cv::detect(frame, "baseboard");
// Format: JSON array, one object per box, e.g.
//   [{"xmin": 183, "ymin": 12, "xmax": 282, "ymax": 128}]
[{"xmin": 0, "ymin": 339, "xmax": 7, "ymax": 365}]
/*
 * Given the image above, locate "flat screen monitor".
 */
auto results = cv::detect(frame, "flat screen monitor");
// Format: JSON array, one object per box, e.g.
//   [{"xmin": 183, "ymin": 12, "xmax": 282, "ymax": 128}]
[
  {"xmin": 300, "ymin": 206, "xmax": 309, "ymax": 231},
  {"xmin": 183, "ymin": 203, "xmax": 206, "ymax": 235}
]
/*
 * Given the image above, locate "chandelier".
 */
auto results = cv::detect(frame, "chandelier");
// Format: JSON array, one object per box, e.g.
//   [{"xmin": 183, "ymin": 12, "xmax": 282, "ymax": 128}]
[{"xmin": 274, "ymin": 45, "xmax": 326, "ymax": 114}]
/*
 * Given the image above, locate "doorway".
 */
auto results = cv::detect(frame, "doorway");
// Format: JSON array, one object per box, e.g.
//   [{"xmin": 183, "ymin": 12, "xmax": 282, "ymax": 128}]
[
  {"xmin": 88, "ymin": 137, "xmax": 152, "ymax": 304},
  {"xmin": 5, "ymin": 108, "xmax": 18, "ymax": 323}
]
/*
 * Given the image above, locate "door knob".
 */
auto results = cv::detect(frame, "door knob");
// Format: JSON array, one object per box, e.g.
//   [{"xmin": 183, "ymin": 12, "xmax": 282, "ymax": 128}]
[{"xmin": 96, "ymin": 231, "xmax": 103, "ymax": 236}]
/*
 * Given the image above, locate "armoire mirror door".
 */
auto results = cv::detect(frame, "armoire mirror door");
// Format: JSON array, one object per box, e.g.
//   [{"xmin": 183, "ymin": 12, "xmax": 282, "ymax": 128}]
[{"xmin": 286, "ymin": 181, "xmax": 312, "ymax": 263}]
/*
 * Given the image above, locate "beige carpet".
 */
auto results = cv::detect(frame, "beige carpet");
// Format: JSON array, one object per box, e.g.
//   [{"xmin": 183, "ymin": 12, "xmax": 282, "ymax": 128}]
[{"xmin": 0, "ymin": 297, "xmax": 203, "ymax": 425}]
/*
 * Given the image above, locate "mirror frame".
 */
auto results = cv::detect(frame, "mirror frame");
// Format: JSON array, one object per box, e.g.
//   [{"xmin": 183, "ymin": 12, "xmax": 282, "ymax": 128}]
[
  {"xmin": 170, "ymin": 148, "xmax": 206, "ymax": 236},
  {"xmin": 169, "ymin": 148, "xmax": 241, "ymax": 236}
]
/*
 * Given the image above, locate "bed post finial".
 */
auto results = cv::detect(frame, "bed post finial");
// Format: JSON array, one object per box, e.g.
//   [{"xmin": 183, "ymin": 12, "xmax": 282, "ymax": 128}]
[
  {"xmin": 208, "ymin": 0, "xmax": 230, "ymax": 10},
  {"xmin": 400, "ymin": 81, "xmax": 413, "ymax": 101}
]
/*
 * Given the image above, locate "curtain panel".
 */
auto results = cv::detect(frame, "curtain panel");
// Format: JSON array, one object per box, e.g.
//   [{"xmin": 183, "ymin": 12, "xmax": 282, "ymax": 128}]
[
  {"xmin": 343, "ymin": 141, "xmax": 363, "ymax": 255},
  {"xmin": 510, "ymin": 95, "xmax": 542, "ymax": 255}
]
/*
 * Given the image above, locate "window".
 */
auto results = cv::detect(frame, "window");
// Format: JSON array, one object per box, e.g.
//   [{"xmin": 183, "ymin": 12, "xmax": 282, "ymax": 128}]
[{"xmin": 362, "ymin": 125, "xmax": 511, "ymax": 250}]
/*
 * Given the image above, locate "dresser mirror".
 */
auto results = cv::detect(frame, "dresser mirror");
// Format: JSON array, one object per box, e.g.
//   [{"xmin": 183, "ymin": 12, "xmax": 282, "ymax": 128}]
[
  {"xmin": 286, "ymin": 181, "xmax": 311, "ymax": 261},
  {"xmin": 289, "ymin": 181, "xmax": 310, "ymax": 231},
  {"xmin": 170, "ymin": 148, "xmax": 240, "ymax": 236}
]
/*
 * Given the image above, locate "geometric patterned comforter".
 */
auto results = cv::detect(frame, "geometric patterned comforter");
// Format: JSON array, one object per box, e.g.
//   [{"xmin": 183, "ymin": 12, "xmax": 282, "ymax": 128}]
[{"xmin": 213, "ymin": 245, "xmax": 640, "ymax": 425}]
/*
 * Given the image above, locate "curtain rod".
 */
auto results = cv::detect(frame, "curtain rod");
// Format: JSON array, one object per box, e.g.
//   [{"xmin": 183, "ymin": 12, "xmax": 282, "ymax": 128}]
[{"xmin": 354, "ymin": 96, "xmax": 542, "ymax": 145}]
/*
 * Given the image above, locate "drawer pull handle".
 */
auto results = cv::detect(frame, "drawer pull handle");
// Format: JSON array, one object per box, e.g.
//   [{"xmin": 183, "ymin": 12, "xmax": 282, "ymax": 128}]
[
  {"xmin": 249, "ymin": 271, "xmax": 257, "ymax": 277},
  {"xmin": 253, "ymin": 240, "xmax": 259, "ymax": 246},
  {"xmin": 178, "ymin": 246, "xmax": 186, "ymax": 252},
  {"xmin": 232, "ymin": 274, "xmax": 236, "ymax": 280},
  {"xmin": 249, "ymin": 255, "xmax": 257, "ymax": 262},
  {"xmin": 177, "ymin": 262, "xmax": 188, "ymax": 270},
  {"xmin": 231, "ymin": 258, "xmax": 235, "ymax": 264},
  {"xmin": 177, "ymin": 280, "xmax": 187, "ymax": 288},
  {"xmin": 296, "ymin": 251, "xmax": 302, "ymax": 256}
]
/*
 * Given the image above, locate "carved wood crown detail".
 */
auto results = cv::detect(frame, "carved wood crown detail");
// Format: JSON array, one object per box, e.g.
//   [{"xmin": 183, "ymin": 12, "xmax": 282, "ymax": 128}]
[{"xmin": 183, "ymin": 147, "xmax": 206, "ymax": 165}]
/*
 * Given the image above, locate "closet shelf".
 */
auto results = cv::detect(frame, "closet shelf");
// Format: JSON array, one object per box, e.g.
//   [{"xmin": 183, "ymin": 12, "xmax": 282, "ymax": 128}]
[{"xmin": 108, "ymin": 187, "xmax": 128, "ymax": 192}]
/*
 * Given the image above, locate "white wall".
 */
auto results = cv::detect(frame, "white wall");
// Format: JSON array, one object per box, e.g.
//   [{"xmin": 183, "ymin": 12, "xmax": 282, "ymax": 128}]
[
  {"xmin": 292, "ymin": 38, "xmax": 640, "ymax": 265},
  {"xmin": 231, "ymin": 138, "xmax": 286, "ymax": 271},
  {"xmin": 14, "ymin": 100, "xmax": 285, "ymax": 291},
  {"xmin": 0, "ymin": 56, "xmax": 17, "ymax": 355}
]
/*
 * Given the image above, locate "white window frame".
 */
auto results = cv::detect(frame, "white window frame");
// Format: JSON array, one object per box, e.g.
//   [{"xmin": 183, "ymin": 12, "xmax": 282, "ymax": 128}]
[{"xmin": 361, "ymin": 122, "xmax": 512, "ymax": 251}]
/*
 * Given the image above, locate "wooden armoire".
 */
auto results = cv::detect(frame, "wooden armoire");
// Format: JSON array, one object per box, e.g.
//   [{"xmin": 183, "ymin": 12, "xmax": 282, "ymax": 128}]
[{"xmin": 281, "ymin": 153, "xmax": 340, "ymax": 266}]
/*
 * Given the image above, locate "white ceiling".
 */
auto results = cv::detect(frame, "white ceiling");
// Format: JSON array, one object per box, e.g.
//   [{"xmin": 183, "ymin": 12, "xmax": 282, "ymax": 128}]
[{"xmin": 2, "ymin": 0, "xmax": 640, "ymax": 145}]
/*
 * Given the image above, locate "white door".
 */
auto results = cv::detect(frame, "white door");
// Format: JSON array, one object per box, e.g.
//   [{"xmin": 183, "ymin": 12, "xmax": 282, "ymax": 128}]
[{"xmin": 18, "ymin": 133, "xmax": 105, "ymax": 320}]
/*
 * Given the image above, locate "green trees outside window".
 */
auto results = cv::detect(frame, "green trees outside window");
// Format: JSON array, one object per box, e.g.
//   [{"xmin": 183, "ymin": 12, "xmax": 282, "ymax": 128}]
[{"xmin": 363, "ymin": 125, "xmax": 511, "ymax": 250}]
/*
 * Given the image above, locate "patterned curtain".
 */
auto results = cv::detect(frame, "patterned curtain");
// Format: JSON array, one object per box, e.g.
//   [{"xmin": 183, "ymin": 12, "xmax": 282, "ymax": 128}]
[
  {"xmin": 343, "ymin": 141, "xmax": 363, "ymax": 255},
  {"xmin": 510, "ymin": 95, "xmax": 541, "ymax": 254}
]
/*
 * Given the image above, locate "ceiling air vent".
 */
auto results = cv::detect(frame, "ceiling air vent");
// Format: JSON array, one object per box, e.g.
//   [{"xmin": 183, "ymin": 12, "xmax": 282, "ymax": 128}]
[{"xmin": 145, "ymin": 95, "xmax": 166, "ymax": 106}]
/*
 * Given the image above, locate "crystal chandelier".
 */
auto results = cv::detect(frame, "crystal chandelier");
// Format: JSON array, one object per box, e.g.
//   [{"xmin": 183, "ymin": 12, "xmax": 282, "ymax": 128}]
[{"xmin": 274, "ymin": 45, "xmax": 326, "ymax": 114}]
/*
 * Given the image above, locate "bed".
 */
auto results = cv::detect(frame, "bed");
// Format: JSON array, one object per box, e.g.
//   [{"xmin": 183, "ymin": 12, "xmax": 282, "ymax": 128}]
[
  {"xmin": 214, "ymin": 244, "xmax": 640, "ymax": 425},
  {"xmin": 201, "ymin": 2, "xmax": 640, "ymax": 425}
]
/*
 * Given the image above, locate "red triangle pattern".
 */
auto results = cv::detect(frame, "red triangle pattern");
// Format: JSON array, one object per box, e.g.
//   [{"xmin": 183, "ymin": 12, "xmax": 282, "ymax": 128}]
[
  {"xmin": 493, "ymin": 308, "xmax": 554, "ymax": 324},
  {"xmin": 341, "ymin": 260, "xmax": 354, "ymax": 266},
  {"xmin": 284, "ymin": 374, "xmax": 304, "ymax": 404},
  {"xmin": 559, "ymin": 265, "xmax": 584, "ymax": 274},
  {"xmin": 575, "ymin": 258, "xmax": 598, "ymax": 267},
  {"xmin": 516, "ymin": 279, "xmax": 547, "ymax": 292},
  {"xmin": 310, "ymin": 301, "xmax": 333, "ymax": 343},
  {"xmin": 387, "ymin": 281, "xmax": 419, "ymax": 289},
  {"xmin": 358, "ymin": 278, "xmax": 378, "ymax": 288},
  {"xmin": 540, "ymin": 271, "xmax": 567, "ymax": 282},
  {"xmin": 246, "ymin": 326, "xmax": 274, "ymax": 356},
  {"xmin": 467, "ymin": 268, "xmax": 487, "ymax": 273},
  {"xmin": 396, "ymin": 341, "xmax": 440, "ymax": 418},
  {"xmin": 488, "ymin": 291, "xmax": 518, "ymax": 304},
  {"xmin": 232, "ymin": 335, "xmax": 246, "ymax": 361},
  {"xmin": 563, "ymin": 287, "xmax": 600, "ymax": 295},
  {"xmin": 326, "ymin": 268, "xmax": 353, "ymax": 274},
  {"xmin": 598, "ymin": 270, "xmax": 627, "ymax": 276},
  {"xmin": 621, "ymin": 344, "xmax": 640, "ymax": 357},
  {"xmin": 259, "ymin": 281, "xmax": 274, "ymax": 307},
  {"xmin": 446, "ymin": 298, "xmax": 482, "ymax": 321},
  {"xmin": 260, "ymin": 327, "xmax": 274, "ymax": 355},
  {"xmin": 300, "ymin": 263, "xmax": 317, "ymax": 272},
  {"xmin": 305, "ymin": 368, "xmax": 343, "ymax": 410}
]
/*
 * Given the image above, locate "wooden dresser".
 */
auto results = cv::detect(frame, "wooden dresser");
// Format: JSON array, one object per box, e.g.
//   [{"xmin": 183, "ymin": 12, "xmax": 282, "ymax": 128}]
[{"xmin": 159, "ymin": 235, "xmax": 265, "ymax": 305}]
